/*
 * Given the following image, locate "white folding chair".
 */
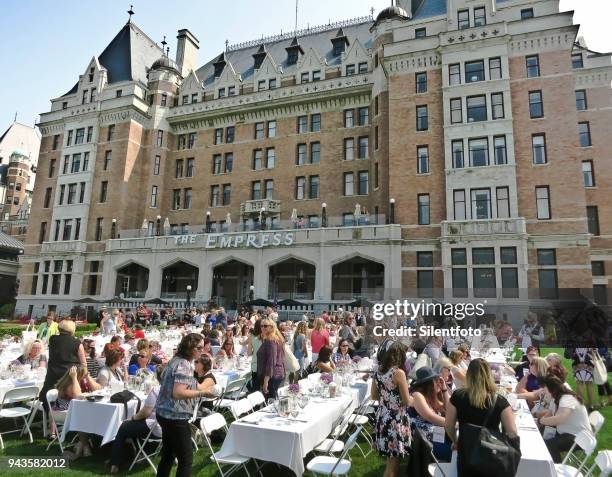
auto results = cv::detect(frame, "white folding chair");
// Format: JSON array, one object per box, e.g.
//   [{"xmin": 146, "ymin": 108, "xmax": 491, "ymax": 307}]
[
  {"xmin": 129, "ymin": 427, "xmax": 163, "ymax": 472},
  {"xmin": 200, "ymin": 413, "xmax": 252, "ymax": 477},
  {"xmin": 589, "ymin": 410, "xmax": 605, "ymax": 435},
  {"xmin": 314, "ymin": 401, "xmax": 353, "ymax": 455},
  {"xmin": 230, "ymin": 398, "xmax": 253, "ymax": 421},
  {"xmin": 555, "ymin": 430, "xmax": 597, "ymax": 477},
  {"xmin": 45, "ymin": 389, "xmax": 71, "ymax": 453},
  {"xmin": 306, "ymin": 426, "xmax": 362, "ymax": 476},
  {"xmin": 215, "ymin": 377, "xmax": 249, "ymax": 411},
  {"xmin": 585, "ymin": 450, "xmax": 612, "ymax": 477},
  {"xmin": 347, "ymin": 395, "xmax": 375, "ymax": 457},
  {"xmin": 247, "ymin": 391, "xmax": 265, "ymax": 412},
  {"xmin": 0, "ymin": 385, "xmax": 39, "ymax": 449},
  {"xmin": 26, "ymin": 396, "xmax": 47, "ymax": 437}
]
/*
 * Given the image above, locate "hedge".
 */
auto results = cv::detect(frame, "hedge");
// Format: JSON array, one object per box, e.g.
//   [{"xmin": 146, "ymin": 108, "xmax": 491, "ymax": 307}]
[{"xmin": 0, "ymin": 323, "xmax": 98, "ymax": 339}]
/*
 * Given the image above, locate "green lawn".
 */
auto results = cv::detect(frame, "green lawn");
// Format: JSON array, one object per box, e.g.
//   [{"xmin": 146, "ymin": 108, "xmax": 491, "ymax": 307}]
[{"xmin": 0, "ymin": 348, "xmax": 608, "ymax": 476}]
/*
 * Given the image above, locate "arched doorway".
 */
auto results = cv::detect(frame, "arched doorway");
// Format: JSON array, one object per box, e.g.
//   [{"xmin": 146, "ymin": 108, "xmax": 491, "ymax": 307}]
[
  {"xmin": 212, "ymin": 260, "xmax": 254, "ymax": 308},
  {"xmin": 268, "ymin": 258, "xmax": 316, "ymax": 300},
  {"xmin": 115, "ymin": 263, "xmax": 149, "ymax": 298},
  {"xmin": 331, "ymin": 256, "xmax": 384, "ymax": 300},
  {"xmin": 161, "ymin": 261, "xmax": 198, "ymax": 298}
]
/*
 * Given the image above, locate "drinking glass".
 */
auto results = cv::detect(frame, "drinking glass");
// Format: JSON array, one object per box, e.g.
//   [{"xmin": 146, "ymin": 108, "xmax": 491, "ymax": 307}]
[
  {"xmin": 298, "ymin": 394, "xmax": 309, "ymax": 410},
  {"xmin": 267, "ymin": 398, "xmax": 277, "ymax": 413},
  {"xmin": 290, "ymin": 404, "xmax": 299, "ymax": 419},
  {"xmin": 278, "ymin": 397, "xmax": 290, "ymax": 419}
]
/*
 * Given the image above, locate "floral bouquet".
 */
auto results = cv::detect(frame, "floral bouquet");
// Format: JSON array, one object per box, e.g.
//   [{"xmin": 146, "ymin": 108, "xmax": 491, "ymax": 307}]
[
  {"xmin": 352, "ymin": 356, "xmax": 362, "ymax": 364},
  {"xmin": 320, "ymin": 373, "xmax": 334, "ymax": 385},
  {"xmin": 287, "ymin": 383, "xmax": 300, "ymax": 396}
]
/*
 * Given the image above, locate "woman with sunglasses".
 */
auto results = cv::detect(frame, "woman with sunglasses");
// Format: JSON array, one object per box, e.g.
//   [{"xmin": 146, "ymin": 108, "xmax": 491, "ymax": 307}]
[
  {"xmin": 216, "ymin": 338, "xmax": 236, "ymax": 360},
  {"xmin": 156, "ymin": 333, "xmax": 211, "ymax": 477},
  {"xmin": 257, "ymin": 319, "xmax": 286, "ymax": 399},
  {"xmin": 332, "ymin": 338, "xmax": 354, "ymax": 365}
]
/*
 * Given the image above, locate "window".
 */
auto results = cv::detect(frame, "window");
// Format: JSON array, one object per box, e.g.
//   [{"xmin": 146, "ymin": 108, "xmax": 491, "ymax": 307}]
[
  {"xmin": 358, "ymin": 107, "xmax": 369, "ymax": 126},
  {"xmin": 269, "ymin": 78, "xmax": 277, "ymax": 89},
  {"xmin": 52, "ymin": 134, "xmax": 60, "ymax": 150},
  {"xmin": 452, "ymin": 249, "xmax": 468, "ymax": 297},
  {"xmin": 417, "ymin": 146, "xmax": 429, "ymax": 174},
  {"xmin": 311, "ymin": 114, "xmax": 321, "ymax": 132},
  {"xmin": 251, "ymin": 181, "xmax": 261, "ymax": 200},
  {"xmin": 474, "ymin": 7, "xmax": 486, "ymax": 26},
  {"xmin": 43, "ymin": 188, "xmax": 52, "ymax": 208},
  {"xmin": 469, "ymin": 138, "xmax": 489, "ymax": 167},
  {"xmin": 95, "ymin": 218, "xmax": 103, "ymax": 241},
  {"xmin": 452, "ymin": 140, "xmax": 464, "ymax": 168},
  {"xmin": 375, "ymin": 96, "xmax": 379, "ymax": 116},
  {"xmin": 592, "ymin": 261, "xmax": 605, "ymax": 276},
  {"xmin": 82, "ymin": 152, "xmax": 89, "ymax": 171},
  {"xmin": 253, "ymin": 150, "xmax": 263, "ymax": 170},
  {"xmin": 39, "ymin": 222, "xmax": 47, "ymax": 244},
  {"xmin": 536, "ymin": 186, "xmax": 551, "ymax": 219},
  {"xmin": 458, "ymin": 9, "xmax": 470, "ymax": 30},
  {"xmin": 214, "ymin": 128, "xmax": 223, "ymax": 145},
  {"xmin": 575, "ymin": 90, "xmax": 587, "ymax": 111},
  {"xmin": 266, "ymin": 148, "xmax": 275, "ymax": 168},
  {"xmin": 375, "ymin": 127, "xmax": 379, "ymax": 150},
  {"xmin": 496, "ymin": 186, "xmax": 510, "ymax": 218},
  {"xmin": 184, "ymin": 188, "xmax": 192, "ymax": 209},
  {"xmin": 268, "ymin": 120, "xmax": 277, "ymax": 137},
  {"xmin": 175, "ymin": 159, "xmax": 184, "ymax": 178},
  {"xmin": 472, "ymin": 248, "xmax": 495, "ymax": 297},
  {"xmin": 537, "ymin": 249, "xmax": 558, "ymax": 298},
  {"xmin": 297, "ymin": 116, "xmax": 308, "ymax": 133},
  {"xmin": 494, "ymin": 136, "xmax": 507, "ymax": 165},
  {"xmin": 587, "ymin": 206, "xmax": 600, "ymax": 235},
  {"xmin": 449, "ymin": 64, "xmax": 461, "ymax": 86},
  {"xmin": 309, "ymin": 175, "xmax": 319, "ymax": 199},
  {"xmin": 416, "ymin": 72, "xmax": 427, "ymax": 93},
  {"xmin": 161, "ymin": 94, "xmax": 167, "ymax": 106},
  {"xmin": 48, "ymin": 159, "xmax": 56, "ymax": 178},
  {"xmin": 415, "ymin": 27, "xmax": 427, "ymax": 38},
  {"xmin": 66, "ymin": 130, "xmax": 73, "ymax": 146},
  {"xmin": 218, "ymin": 88, "xmax": 226, "ymax": 98},
  {"xmin": 188, "ymin": 132, "xmax": 196, "ymax": 149},
  {"xmin": 116, "ymin": 90, "xmax": 123, "ymax": 98},
  {"xmin": 228, "ymin": 86, "xmax": 236, "ymax": 96},
  {"xmin": 450, "ymin": 98, "xmax": 462, "ymax": 124},
  {"xmin": 312, "ymin": 70, "xmax": 321, "ymax": 82},
  {"xmin": 344, "ymin": 138, "xmax": 354, "ymax": 161},
  {"xmin": 222, "ymin": 184, "xmax": 231, "ymax": 205},
  {"xmin": 54, "ymin": 220, "xmax": 60, "ymax": 241},
  {"xmin": 258, "ymin": 80, "xmax": 266, "ymax": 91},
  {"xmin": 358, "ymin": 137, "xmax": 369, "ymax": 159},
  {"xmin": 582, "ymin": 160, "xmax": 595, "ymax": 187},
  {"xmin": 153, "ymin": 155, "xmax": 161, "ymax": 175},
  {"xmin": 374, "ymin": 162, "xmax": 379, "ymax": 188},
  {"xmin": 172, "ymin": 189, "xmax": 181, "ymax": 209},
  {"xmin": 59, "ymin": 185, "xmax": 65, "ymax": 205},
  {"xmin": 358, "ymin": 171, "xmax": 369, "ymax": 195},
  {"xmin": 212, "ymin": 154, "xmax": 222, "ymax": 174},
  {"xmin": 107, "ymin": 124, "xmax": 115, "ymax": 141},
  {"xmin": 521, "ymin": 8, "xmax": 534, "ymax": 19},
  {"xmin": 454, "ymin": 190, "xmax": 466, "ymax": 220},
  {"xmin": 186, "ymin": 158, "xmax": 194, "ymax": 177},
  {"xmin": 79, "ymin": 182, "xmax": 85, "ymax": 203},
  {"xmin": 182, "ymin": 95, "xmax": 189, "ymax": 105},
  {"xmin": 99, "ymin": 181, "xmax": 108, "ymax": 203},
  {"xmin": 62, "ymin": 102, "xmax": 67, "ymax": 109},
  {"xmin": 416, "ymin": 105, "xmax": 428, "ymax": 131},
  {"xmin": 344, "ymin": 109, "xmax": 354, "ymax": 128},
  {"xmin": 156, "ymin": 130, "xmax": 163, "ymax": 147},
  {"xmin": 471, "ymin": 189, "xmax": 491, "ymax": 219},
  {"xmin": 297, "ymin": 144, "xmax": 307, "ymax": 165},
  {"xmin": 342, "ymin": 213, "xmax": 355, "ymax": 226},
  {"xmin": 86, "ymin": 126, "xmax": 93, "ymax": 142},
  {"xmin": 343, "ymin": 172, "xmax": 354, "ymax": 196},
  {"xmin": 82, "ymin": 90, "xmax": 88, "ymax": 104},
  {"xmin": 529, "ymin": 91, "xmax": 544, "ymax": 118},
  {"xmin": 346, "ymin": 64, "xmax": 356, "ymax": 76},
  {"xmin": 538, "ymin": 249, "xmax": 556, "ymax": 266},
  {"xmin": 358, "ymin": 62, "xmax": 368, "ymax": 74},
  {"xmin": 104, "ymin": 151, "xmax": 112, "ymax": 170},
  {"xmin": 301, "ymin": 72, "xmax": 310, "ymax": 83},
  {"xmin": 417, "ymin": 255, "xmax": 434, "ymax": 297},
  {"xmin": 532, "ymin": 134, "xmax": 547, "ymax": 164},
  {"xmin": 489, "ymin": 57, "xmax": 502, "ymax": 80},
  {"xmin": 255, "ymin": 122, "xmax": 265, "ymax": 139},
  {"xmin": 191, "ymin": 93, "xmax": 198, "ymax": 104},
  {"xmin": 579, "ymin": 122, "xmax": 591, "ymax": 147},
  {"xmin": 310, "ymin": 142, "xmax": 320, "ymax": 164},
  {"xmin": 491, "ymin": 93, "xmax": 505, "ymax": 119},
  {"xmin": 467, "ymin": 95, "xmax": 487, "ymax": 122},
  {"xmin": 295, "ymin": 177, "xmax": 306, "ymax": 199},
  {"xmin": 526, "ymin": 55, "xmax": 540, "ymax": 77},
  {"xmin": 70, "ymin": 153, "xmax": 81, "ymax": 173},
  {"xmin": 151, "ymin": 185, "xmax": 158, "ymax": 207},
  {"xmin": 226, "ymin": 127, "xmax": 235, "ymax": 143},
  {"xmin": 572, "ymin": 53, "xmax": 584, "ymax": 69},
  {"xmin": 210, "ymin": 185, "xmax": 220, "ymax": 206},
  {"xmin": 465, "ymin": 60, "xmax": 485, "ymax": 83},
  {"xmin": 418, "ymin": 194, "xmax": 430, "ymax": 225},
  {"xmin": 224, "ymin": 153, "xmax": 233, "ymax": 173}
]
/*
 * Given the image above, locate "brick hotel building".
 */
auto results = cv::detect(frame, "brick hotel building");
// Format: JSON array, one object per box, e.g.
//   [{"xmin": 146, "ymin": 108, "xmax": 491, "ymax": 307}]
[{"xmin": 15, "ymin": 0, "xmax": 612, "ymax": 319}]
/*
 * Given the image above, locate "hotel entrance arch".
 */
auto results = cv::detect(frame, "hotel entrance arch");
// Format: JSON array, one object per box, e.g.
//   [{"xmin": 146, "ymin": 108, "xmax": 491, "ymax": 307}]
[
  {"xmin": 268, "ymin": 258, "xmax": 316, "ymax": 300},
  {"xmin": 161, "ymin": 261, "xmax": 198, "ymax": 299},
  {"xmin": 212, "ymin": 259, "xmax": 254, "ymax": 308},
  {"xmin": 115, "ymin": 262, "xmax": 149, "ymax": 299},
  {"xmin": 331, "ymin": 256, "xmax": 385, "ymax": 300}
]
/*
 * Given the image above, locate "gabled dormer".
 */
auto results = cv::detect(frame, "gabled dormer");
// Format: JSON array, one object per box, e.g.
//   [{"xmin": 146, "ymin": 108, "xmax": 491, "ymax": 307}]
[
  {"xmin": 296, "ymin": 47, "xmax": 327, "ymax": 84},
  {"xmin": 286, "ymin": 37, "xmax": 305, "ymax": 66},
  {"xmin": 178, "ymin": 70, "xmax": 203, "ymax": 105},
  {"xmin": 331, "ymin": 28, "xmax": 350, "ymax": 56},
  {"xmin": 341, "ymin": 38, "xmax": 371, "ymax": 76},
  {"xmin": 253, "ymin": 44, "xmax": 268, "ymax": 70},
  {"xmin": 253, "ymin": 52, "xmax": 282, "ymax": 92},
  {"xmin": 76, "ymin": 57, "xmax": 108, "ymax": 105},
  {"xmin": 214, "ymin": 59, "xmax": 242, "ymax": 99},
  {"xmin": 213, "ymin": 52, "xmax": 228, "ymax": 78}
]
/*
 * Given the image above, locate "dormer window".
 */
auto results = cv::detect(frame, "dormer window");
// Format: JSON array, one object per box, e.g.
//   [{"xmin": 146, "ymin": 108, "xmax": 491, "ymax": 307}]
[
  {"xmin": 331, "ymin": 28, "xmax": 350, "ymax": 56},
  {"xmin": 89, "ymin": 68, "xmax": 94, "ymax": 82},
  {"xmin": 286, "ymin": 37, "xmax": 304, "ymax": 66},
  {"xmin": 253, "ymin": 44, "xmax": 267, "ymax": 69},
  {"xmin": 213, "ymin": 53, "xmax": 227, "ymax": 78}
]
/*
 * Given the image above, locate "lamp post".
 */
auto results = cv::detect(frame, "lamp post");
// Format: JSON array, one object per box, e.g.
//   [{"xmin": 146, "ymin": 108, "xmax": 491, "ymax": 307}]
[
  {"xmin": 156, "ymin": 215, "xmax": 161, "ymax": 236},
  {"xmin": 205, "ymin": 211, "xmax": 211, "ymax": 233},
  {"xmin": 186, "ymin": 284, "xmax": 192, "ymax": 312},
  {"xmin": 111, "ymin": 218, "xmax": 117, "ymax": 239},
  {"xmin": 249, "ymin": 284, "xmax": 254, "ymax": 301},
  {"xmin": 321, "ymin": 202, "xmax": 327, "ymax": 228},
  {"xmin": 260, "ymin": 206, "xmax": 267, "ymax": 230},
  {"xmin": 389, "ymin": 198, "xmax": 396, "ymax": 224}
]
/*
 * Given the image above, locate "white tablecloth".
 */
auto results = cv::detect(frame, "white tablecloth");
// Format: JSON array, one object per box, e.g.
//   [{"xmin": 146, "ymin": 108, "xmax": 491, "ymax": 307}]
[
  {"xmin": 212, "ymin": 367, "xmax": 251, "ymax": 390},
  {"xmin": 60, "ymin": 393, "xmax": 142, "ymax": 445},
  {"xmin": 218, "ymin": 393, "xmax": 355, "ymax": 476},
  {"xmin": 514, "ymin": 399, "xmax": 556, "ymax": 477},
  {"xmin": 0, "ymin": 378, "xmax": 43, "ymax": 402}
]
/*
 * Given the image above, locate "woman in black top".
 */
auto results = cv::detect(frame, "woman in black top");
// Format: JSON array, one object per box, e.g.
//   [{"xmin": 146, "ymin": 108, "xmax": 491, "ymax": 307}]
[
  {"xmin": 40, "ymin": 320, "xmax": 86, "ymax": 437},
  {"xmin": 445, "ymin": 358, "xmax": 519, "ymax": 477},
  {"xmin": 194, "ymin": 355, "xmax": 217, "ymax": 411}
]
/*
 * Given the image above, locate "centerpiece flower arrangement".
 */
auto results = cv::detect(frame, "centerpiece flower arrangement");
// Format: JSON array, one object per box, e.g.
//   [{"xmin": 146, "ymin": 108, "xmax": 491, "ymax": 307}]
[
  {"xmin": 320, "ymin": 373, "xmax": 334, "ymax": 385},
  {"xmin": 287, "ymin": 383, "xmax": 300, "ymax": 396}
]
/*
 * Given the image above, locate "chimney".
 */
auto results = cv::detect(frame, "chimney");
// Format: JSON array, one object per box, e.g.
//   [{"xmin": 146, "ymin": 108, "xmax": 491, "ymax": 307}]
[{"xmin": 176, "ymin": 29, "xmax": 200, "ymax": 77}]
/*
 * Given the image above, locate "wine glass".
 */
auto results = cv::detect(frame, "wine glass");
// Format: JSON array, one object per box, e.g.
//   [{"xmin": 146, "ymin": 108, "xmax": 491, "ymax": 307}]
[
  {"xmin": 267, "ymin": 398, "xmax": 277, "ymax": 413},
  {"xmin": 278, "ymin": 398, "xmax": 290, "ymax": 419},
  {"xmin": 298, "ymin": 394, "xmax": 309, "ymax": 410},
  {"xmin": 290, "ymin": 403, "xmax": 299, "ymax": 420}
]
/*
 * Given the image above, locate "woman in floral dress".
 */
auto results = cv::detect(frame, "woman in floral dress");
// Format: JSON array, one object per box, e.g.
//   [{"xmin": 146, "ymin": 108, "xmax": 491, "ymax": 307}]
[{"xmin": 371, "ymin": 340, "xmax": 413, "ymax": 477}]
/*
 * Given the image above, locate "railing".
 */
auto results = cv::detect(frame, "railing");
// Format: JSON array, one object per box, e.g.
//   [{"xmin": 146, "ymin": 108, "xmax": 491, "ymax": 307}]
[
  {"xmin": 241, "ymin": 199, "xmax": 281, "ymax": 215},
  {"xmin": 442, "ymin": 218, "xmax": 526, "ymax": 237}
]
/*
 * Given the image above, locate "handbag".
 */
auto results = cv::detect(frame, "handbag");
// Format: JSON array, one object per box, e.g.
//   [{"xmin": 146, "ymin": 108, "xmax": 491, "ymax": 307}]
[
  {"xmin": 460, "ymin": 396, "xmax": 521, "ymax": 477},
  {"xmin": 110, "ymin": 389, "xmax": 142, "ymax": 419},
  {"xmin": 283, "ymin": 343, "xmax": 300, "ymax": 373},
  {"xmin": 592, "ymin": 350, "xmax": 608, "ymax": 385}
]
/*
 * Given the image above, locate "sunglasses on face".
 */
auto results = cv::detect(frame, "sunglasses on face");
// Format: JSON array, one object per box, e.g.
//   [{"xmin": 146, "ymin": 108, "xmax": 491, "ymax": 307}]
[
  {"xmin": 340, "ymin": 344, "xmax": 349, "ymax": 347},
  {"xmin": 261, "ymin": 324, "xmax": 271, "ymax": 328},
  {"xmin": 138, "ymin": 354, "xmax": 147, "ymax": 359}
]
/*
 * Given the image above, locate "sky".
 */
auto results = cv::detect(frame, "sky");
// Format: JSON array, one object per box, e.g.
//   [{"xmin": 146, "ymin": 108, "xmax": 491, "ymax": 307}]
[{"xmin": 0, "ymin": 0, "xmax": 610, "ymax": 130}]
